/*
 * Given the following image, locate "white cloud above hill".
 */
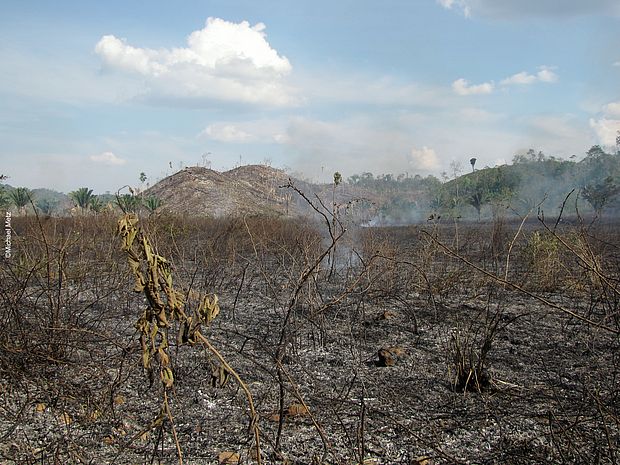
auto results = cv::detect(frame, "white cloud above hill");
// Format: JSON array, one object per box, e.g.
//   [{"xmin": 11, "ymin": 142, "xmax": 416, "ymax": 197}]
[
  {"xmin": 95, "ymin": 17, "xmax": 296, "ymax": 106},
  {"xmin": 90, "ymin": 151, "xmax": 126, "ymax": 165}
]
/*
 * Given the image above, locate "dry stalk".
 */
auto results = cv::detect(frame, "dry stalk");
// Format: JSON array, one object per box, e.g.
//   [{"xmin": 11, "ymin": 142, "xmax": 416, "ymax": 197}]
[
  {"xmin": 423, "ymin": 230, "xmax": 619, "ymax": 334},
  {"xmin": 117, "ymin": 214, "xmax": 261, "ymax": 464}
]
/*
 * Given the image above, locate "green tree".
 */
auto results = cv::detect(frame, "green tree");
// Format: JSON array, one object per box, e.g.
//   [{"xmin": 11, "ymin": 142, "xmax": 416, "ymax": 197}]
[
  {"xmin": 69, "ymin": 187, "xmax": 94, "ymax": 211},
  {"xmin": 10, "ymin": 187, "xmax": 33, "ymax": 214},
  {"xmin": 582, "ymin": 177, "xmax": 619, "ymax": 216},
  {"xmin": 89, "ymin": 196, "xmax": 104, "ymax": 213},
  {"xmin": 36, "ymin": 198, "xmax": 58, "ymax": 216}
]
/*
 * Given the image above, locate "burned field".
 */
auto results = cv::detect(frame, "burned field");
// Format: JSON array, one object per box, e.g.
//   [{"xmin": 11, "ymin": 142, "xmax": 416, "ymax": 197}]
[{"xmin": 1, "ymin": 213, "xmax": 619, "ymax": 464}]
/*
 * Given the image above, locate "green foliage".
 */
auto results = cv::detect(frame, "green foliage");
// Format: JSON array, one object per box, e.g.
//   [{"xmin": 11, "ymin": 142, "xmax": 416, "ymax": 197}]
[
  {"xmin": 116, "ymin": 193, "xmax": 142, "ymax": 213},
  {"xmin": 346, "ymin": 146, "xmax": 620, "ymax": 220},
  {"xmin": 333, "ymin": 171, "xmax": 342, "ymax": 186},
  {"xmin": 89, "ymin": 196, "xmax": 104, "ymax": 213},
  {"xmin": 0, "ymin": 187, "xmax": 8, "ymax": 210},
  {"xmin": 143, "ymin": 196, "xmax": 163, "ymax": 213},
  {"xmin": 36, "ymin": 198, "xmax": 58, "ymax": 216},
  {"xmin": 10, "ymin": 187, "xmax": 33, "ymax": 212},
  {"xmin": 69, "ymin": 187, "xmax": 94, "ymax": 210},
  {"xmin": 582, "ymin": 177, "xmax": 620, "ymax": 215}
]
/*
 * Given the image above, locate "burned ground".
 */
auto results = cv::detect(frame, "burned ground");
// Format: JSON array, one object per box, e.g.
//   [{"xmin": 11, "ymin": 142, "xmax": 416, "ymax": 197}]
[{"xmin": 1, "ymin": 213, "xmax": 619, "ymax": 464}]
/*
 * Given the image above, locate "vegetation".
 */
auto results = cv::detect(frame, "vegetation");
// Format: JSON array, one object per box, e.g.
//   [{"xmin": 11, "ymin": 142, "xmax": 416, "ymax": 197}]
[
  {"xmin": 143, "ymin": 196, "xmax": 163, "ymax": 213},
  {"xmin": 346, "ymin": 145, "xmax": 620, "ymax": 223},
  {"xmin": 69, "ymin": 187, "xmax": 95, "ymax": 212},
  {"xmin": 9, "ymin": 187, "xmax": 33, "ymax": 214},
  {"xmin": 1, "ymin": 174, "xmax": 620, "ymax": 464}
]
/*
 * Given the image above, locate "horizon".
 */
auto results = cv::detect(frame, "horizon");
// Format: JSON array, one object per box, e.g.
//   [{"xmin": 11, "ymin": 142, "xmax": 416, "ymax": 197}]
[{"xmin": 1, "ymin": 0, "xmax": 619, "ymax": 193}]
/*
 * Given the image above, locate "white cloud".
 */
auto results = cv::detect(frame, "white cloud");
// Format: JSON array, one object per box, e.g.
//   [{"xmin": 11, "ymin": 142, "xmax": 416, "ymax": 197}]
[
  {"xmin": 95, "ymin": 17, "xmax": 296, "ymax": 106},
  {"xmin": 452, "ymin": 78, "xmax": 494, "ymax": 96},
  {"xmin": 603, "ymin": 101, "xmax": 620, "ymax": 117},
  {"xmin": 501, "ymin": 72, "xmax": 537, "ymax": 85},
  {"xmin": 589, "ymin": 118, "xmax": 620, "ymax": 147},
  {"xmin": 536, "ymin": 67, "xmax": 558, "ymax": 82},
  {"xmin": 409, "ymin": 146, "xmax": 440, "ymax": 171},
  {"xmin": 90, "ymin": 151, "xmax": 126, "ymax": 165},
  {"xmin": 614, "ymin": 61, "xmax": 620, "ymax": 67},
  {"xmin": 501, "ymin": 66, "xmax": 558, "ymax": 85},
  {"xmin": 436, "ymin": 0, "xmax": 471, "ymax": 17},
  {"xmin": 588, "ymin": 102, "xmax": 620, "ymax": 148}
]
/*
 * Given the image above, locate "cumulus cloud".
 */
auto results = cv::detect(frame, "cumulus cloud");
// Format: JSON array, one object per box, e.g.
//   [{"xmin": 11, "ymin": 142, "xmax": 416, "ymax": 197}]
[
  {"xmin": 90, "ymin": 151, "xmax": 126, "ymax": 165},
  {"xmin": 437, "ymin": 0, "xmax": 619, "ymax": 18},
  {"xmin": 588, "ymin": 102, "xmax": 620, "ymax": 147},
  {"xmin": 452, "ymin": 78, "xmax": 494, "ymax": 96},
  {"xmin": 589, "ymin": 118, "xmax": 620, "ymax": 147},
  {"xmin": 408, "ymin": 146, "xmax": 440, "ymax": 171},
  {"xmin": 95, "ymin": 17, "xmax": 296, "ymax": 106},
  {"xmin": 501, "ymin": 66, "xmax": 558, "ymax": 85}
]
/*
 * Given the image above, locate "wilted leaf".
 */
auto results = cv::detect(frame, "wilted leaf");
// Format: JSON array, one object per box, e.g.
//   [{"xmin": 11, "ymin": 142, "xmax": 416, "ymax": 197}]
[
  {"xmin": 202, "ymin": 294, "xmax": 220, "ymax": 324},
  {"xmin": 35, "ymin": 403, "xmax": 46, "ymax": 413},
  {"xmin": 160, "ymin": 367, "xmax": 174, "ymax": 388},
  {"xmin": 287, "ymin": 403, "xmax": 309, "ymax": 417},
  {"xmin": 218, "ymin": 451, "xmax": 240, "ymax": 465}
]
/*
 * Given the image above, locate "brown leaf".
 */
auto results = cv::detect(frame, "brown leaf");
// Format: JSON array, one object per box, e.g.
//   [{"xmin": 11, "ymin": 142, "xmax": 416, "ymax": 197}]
[
  {"xmin": 287, "ymin": 403, "xmax": 309, "ymax": 417},
  {"xmin": 218, "ymin": 451, "xmax": 240, "ymax": 464}
]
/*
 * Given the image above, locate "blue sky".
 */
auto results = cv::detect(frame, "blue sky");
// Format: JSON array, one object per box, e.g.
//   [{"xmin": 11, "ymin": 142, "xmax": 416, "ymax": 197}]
[{"xmin": 1, "ymin": 0, "xmax": 619, "ymax": 193}]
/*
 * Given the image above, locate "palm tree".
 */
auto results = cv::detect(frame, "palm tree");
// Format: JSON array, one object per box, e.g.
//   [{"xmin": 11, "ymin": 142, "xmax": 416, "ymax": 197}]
[
  {"xmin": 0, "ymin": 191, "xmax": 8, "ymax": 209},
  {"xmin": 116, "ymin": 194, "xmax": 141, "ymax": 213},
  {"xmin": 89, "ymin": 196, "xmax": 104, "ymax": 213},
  {"xmin": 143, "ymin": 196, "xmax": 163, "ymax": 213},
  {"xmin": 69, "ymin": 187, "xmax": 94, "ymax": 212},
  {"xmin": 470, "ymin": 157, "xmax": 477, "ymax": 173},
  {"xmin": 10, "ymin": 187, "xmax": 33, "ymax": 215}
]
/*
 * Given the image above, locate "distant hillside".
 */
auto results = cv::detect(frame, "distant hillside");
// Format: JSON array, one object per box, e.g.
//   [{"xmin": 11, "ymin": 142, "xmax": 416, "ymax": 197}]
[
  {"xmin": 144, "ymin": 164, "xmax": 381, "ymax": 220},
  {"xmin": 145, "ymin": 165, "xmax": 301, "ymax": 217}
]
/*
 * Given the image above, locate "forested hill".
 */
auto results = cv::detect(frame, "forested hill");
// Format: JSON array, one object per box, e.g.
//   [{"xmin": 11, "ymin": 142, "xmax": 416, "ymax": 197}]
[{"xmin": 346, "ymin": 146, "xmax": 620, "ymax": 223}]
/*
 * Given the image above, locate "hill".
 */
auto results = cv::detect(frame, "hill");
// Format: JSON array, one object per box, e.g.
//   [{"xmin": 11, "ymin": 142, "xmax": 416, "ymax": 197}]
[{"xmin": 145, "ymin": 165, "xmax": 300, "ymax": 217}]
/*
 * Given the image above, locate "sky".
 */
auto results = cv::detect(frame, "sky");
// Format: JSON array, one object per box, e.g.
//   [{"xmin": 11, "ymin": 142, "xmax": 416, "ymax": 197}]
[{"xmin": 0, "ymin": 0, "xmax": 619, "ymax": 193}]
